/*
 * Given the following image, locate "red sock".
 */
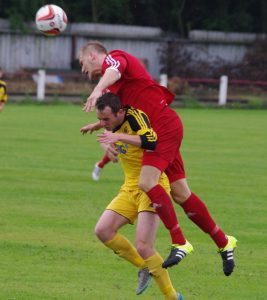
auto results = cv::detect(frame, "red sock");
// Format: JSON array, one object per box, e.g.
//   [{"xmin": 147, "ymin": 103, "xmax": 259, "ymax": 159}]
[
  {"xmin": 147, "ymin": 184, "xmax": 186, "ymax": 245},
  {"xmin": 181, "ymin": 193, "xmax": 228, "ymax": 248},
  {"xmin": 98, "ymin": 154, "xmax": 111, "ymax": 168}
]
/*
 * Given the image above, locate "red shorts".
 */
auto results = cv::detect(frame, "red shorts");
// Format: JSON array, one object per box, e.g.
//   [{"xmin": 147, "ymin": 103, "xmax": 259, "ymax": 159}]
[{"xmin": 142, "ymin": 106, "xmax": 186, "ymax": 183}]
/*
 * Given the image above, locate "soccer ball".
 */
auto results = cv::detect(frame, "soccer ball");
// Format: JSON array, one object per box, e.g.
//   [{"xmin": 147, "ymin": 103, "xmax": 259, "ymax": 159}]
[{"xmin": 35, "ymin": 4, "xmax": 68, "ymax": 36}]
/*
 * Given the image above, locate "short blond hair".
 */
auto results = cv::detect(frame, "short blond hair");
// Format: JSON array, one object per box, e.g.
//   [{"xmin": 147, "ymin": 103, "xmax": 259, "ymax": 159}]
[{"xmin": 80, "ymin": 40, "xmax": 107, "ymax": 56}]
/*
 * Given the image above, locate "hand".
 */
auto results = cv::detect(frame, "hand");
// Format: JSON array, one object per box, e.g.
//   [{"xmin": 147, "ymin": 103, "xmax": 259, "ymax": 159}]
[
  {"xmin": 104, "ymin": 144, "xmax": 119, "ymax": 163},
  {"xmin": 80, "ymin": 122, "xmax": 102, "ymax": 135},
  {"xmin": 97, "ymin": 131, "xmax": 120, "ymax": 144},
  {"xmin": 83, "ymin": 88, "xmax": 102, "ymax": 112}
]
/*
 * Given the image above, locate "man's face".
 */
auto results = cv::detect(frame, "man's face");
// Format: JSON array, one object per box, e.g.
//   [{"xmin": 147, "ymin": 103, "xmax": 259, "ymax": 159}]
[
  {"xmin": 79, "ymin": 52, "xmax": 101, "ymax": 80},
  {"xmin": 96, "ymin": 106, "xmax": 124, "ymax": 131}
]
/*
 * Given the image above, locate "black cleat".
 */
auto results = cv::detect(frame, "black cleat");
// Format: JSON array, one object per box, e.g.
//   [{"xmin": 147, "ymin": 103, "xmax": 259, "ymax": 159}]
[
  {"xmin": 219, "ymin": 236, "xmax": 237, "ymax": 276},
  {"xmin": 162, "ymin": 241, "xmax": 193, "ymax": 269}
]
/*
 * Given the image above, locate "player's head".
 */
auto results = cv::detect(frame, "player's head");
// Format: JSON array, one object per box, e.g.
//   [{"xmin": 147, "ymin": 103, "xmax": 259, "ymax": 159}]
[
  {"xmin": 79, "ymin": 41, "xmax": 107, "ymax": 80},
  {"xmin": 96, "ymin": 93, "xmax": 125, "ymax": 131}
]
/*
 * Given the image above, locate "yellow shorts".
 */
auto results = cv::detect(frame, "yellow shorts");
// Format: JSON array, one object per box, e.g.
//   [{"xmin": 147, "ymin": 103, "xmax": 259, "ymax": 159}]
[{"xmin": 106, "ymin": 184, "xmax": 170, "ymax": 224}]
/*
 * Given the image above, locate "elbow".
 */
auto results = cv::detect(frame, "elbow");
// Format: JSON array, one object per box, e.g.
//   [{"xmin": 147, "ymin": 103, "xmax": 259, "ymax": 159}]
[
  {"xmin": 141, "ymin": 139, "xmax": 157, "ymax": 150},
  {"xmin": 148, "ymin": 141, "xmax": 157, "ymax": 151}
]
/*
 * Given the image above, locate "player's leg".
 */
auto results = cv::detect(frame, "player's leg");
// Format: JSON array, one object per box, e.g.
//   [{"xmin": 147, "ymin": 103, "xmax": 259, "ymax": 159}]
[
  {"xmin": 167, "ymin": 156, "xmax": 237, "ymax": 276},
  {"xmin": 138, "ymin": 108, "xmax": 193, "ymax": 269},
  {"xmin": 139, "ymin": 155, "xmax": 193, "ymax": 269},
  {"xmin": 92, "ymin": 153, "xmax": 111, "ymax": 181},
  {"xmin": 138, "ymin": 164, "xmax": 187, "ymax": 246},
  {"xmin": 134, "ymin": 210, "xmax": 157, "ymax": 295},
  {"xmin": 136, "ymin": 210, "xmax": 182, "ymax": 299},
  {"xmin": 95, "ymin": 210, "xmax": 145, "ymax": 269}
]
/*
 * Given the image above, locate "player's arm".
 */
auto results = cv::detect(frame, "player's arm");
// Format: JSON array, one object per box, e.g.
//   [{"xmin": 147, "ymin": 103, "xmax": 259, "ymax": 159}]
[
  {"xmin": 97, "ymin": 131, "xmax": 141, "ymax": 147},
  {"xmin": 83, "ymin": 69, "xmax": 119, "ymax": 112},
  {"xmin": 97, "ymin": 109, "xmax": 157, "ymax": 150},
  {"xmin": 128, "ymin": 111, "xmax": 157, "ymax": 150},
  {"xmin": 83, "ymin": 54, "xmax": 126, "ymax": 112},
  {"xmin": 80, "ymin": 121, "xmax": 103, "ymax": 134}
]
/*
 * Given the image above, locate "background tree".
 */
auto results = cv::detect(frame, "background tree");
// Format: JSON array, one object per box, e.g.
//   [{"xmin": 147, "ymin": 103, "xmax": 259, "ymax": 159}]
[{"xmin": 0, "ymin": 0, "xmax": 266, "ymax": 34}]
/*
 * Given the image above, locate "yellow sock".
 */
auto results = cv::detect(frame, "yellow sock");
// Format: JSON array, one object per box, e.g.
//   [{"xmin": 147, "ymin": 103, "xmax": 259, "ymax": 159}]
[
  {"xmin": 145, "ymin": 252, "xmax": 177, "ymax": 300},
  {"xmin": 104, "ymin": 233, "xmax": 145, "ymax": 269}
]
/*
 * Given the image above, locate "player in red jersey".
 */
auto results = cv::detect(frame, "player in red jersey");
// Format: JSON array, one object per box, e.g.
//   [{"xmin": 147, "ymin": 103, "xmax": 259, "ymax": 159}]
[
  {"xmin": 91, "ymin": 154, "xmax": 111, "ymax": 181},
  {"xmin": 79, "ymin": 41, "xmax": 237, "ymax": 276}
]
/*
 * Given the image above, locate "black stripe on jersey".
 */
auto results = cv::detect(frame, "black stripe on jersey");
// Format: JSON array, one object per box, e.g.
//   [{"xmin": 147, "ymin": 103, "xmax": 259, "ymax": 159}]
[
  {"xmin": 126, "ymin": 107, "xmax": 157, "ymax": 150},
  {"xmin": 140, "ymin": 130, "xmax": 157, "ymax": 150},
  {"xmin": 126, "ymin": 107, "xmax": 150, "ymax": 131}
]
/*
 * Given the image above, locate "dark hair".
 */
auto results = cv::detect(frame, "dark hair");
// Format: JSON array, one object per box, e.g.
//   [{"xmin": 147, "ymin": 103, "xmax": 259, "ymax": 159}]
[{"xmin": 96, "ymin": 93, "xmax": 122, "ymax": 114}]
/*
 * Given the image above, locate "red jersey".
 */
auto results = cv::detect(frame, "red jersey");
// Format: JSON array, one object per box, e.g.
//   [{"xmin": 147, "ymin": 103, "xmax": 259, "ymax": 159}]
[{"xmin": 101, "ymin": 50, "xmax": 175, "ymax": 124}]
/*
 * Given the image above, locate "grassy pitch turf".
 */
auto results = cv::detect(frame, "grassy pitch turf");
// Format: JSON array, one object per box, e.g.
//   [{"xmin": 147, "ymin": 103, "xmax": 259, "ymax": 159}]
[{"xmin": 0, "ymin": 104, "xmax": 266, "ymax": 299}]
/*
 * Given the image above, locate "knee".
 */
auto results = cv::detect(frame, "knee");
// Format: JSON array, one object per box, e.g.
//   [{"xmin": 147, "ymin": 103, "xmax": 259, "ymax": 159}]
[
  {"xmin": 138, "ymin": 178, "xmax": 156, "ymax": 193},
  {"xmin": 170, "ymin": 179, "xmax": 191, "ymax": 204},
  {"xmin": 136, "ymin": 240, "xmax": 153, "ymax": 259},
  {"xmin": 171, "ymin": 189, "xmax": 190, "ymax": 204},
  {"xmin": 95, "ymin": 223, "xmax": 112, "ymax": 242}
]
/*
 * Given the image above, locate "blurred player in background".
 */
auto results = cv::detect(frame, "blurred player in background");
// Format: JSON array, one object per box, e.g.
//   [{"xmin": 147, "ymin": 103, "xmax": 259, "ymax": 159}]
[
  {"xmin": 91, "ymin": 153, "xmax": 110, "ymax": 181},
  {"xmin": 80, "ymin": 121, "xmax": 112, "ymax": 181},
  {"xmin": 82, "ymin": 93, "xmax": 184, "ymax": 299},
  {"xmin": 0, "ymin": 68, "xmax": 8, "ymax": 112},
  {"xmin": 80, "ymin": 117, "xmax": 112, "ymax": 181},
  {"xmin": 79, "ymin": 41, "xmax": 237, "ymax": 276}
]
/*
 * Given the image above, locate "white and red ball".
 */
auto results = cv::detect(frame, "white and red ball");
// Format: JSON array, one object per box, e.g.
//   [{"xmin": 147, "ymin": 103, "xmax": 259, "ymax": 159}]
[{"xmin": 35, "ymin": 4, "xmax": 68, "ymax": 36}]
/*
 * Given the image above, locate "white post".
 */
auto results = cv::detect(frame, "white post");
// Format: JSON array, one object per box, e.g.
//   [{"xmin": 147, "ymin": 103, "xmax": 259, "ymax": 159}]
[
  {"xmin": 37, "ymin": 69, "xmax": 46, "ymax": 101},
  {"xmin": 159, "ymin": 73, "xmax": 168, "ymax": 87},
  {"xmin": 218, "ymin": 75, "xmax": 228, "ymax": 106}
]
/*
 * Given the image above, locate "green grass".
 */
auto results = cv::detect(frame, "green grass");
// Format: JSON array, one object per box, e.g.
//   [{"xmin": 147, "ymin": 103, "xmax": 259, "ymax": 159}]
[{"xmin": 0, "ymin": 104, "xmax": 267, "ymax": 299}]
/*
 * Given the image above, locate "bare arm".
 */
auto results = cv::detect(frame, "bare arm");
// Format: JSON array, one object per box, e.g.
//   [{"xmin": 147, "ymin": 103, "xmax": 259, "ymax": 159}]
[
  {"xmin": 83, "ymin": 68, "xmax": 120, "ymax": 112},
  {"xmin": 97, "ymin": 131, "xmax": 141, "ymax": 147},
  {"xmin": 80, "ymin": 121, "xmax": 103, "ymax": 134}
]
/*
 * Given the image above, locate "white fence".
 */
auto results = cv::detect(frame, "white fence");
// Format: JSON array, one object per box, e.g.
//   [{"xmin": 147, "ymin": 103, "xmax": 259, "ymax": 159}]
[
  {"xmin": 0, "ymin": 21, "xmax": 265, "ymax": 79},
  {"xmin": 0, "ymin": 22, "xmax": 164, "ymax": 78}
]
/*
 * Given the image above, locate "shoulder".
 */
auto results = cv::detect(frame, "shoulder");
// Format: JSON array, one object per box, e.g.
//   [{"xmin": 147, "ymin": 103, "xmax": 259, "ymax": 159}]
[
  {"xmin": 104, "ymin": 50, "xmax": 128, "ymax": 69},
  {"xmin": 126, "ymin": 107, "xmax": 150, "ymax": 130},
  {"xmin": 0, "ymin": 80, "xmax": 7, "ymax": 87},
  {"xmin": 106, "ymin": 50, "xmax": 126, "ymax": 60}
]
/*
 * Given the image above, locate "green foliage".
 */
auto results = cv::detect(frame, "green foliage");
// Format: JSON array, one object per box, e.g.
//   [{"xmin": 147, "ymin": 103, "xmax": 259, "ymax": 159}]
[
  {"xmin": 181, "ymin": 93, "xmax": 201, "ymax": 108},
  {"xmin": 246, "ymin": 96, "xmax": 267, "ymax": 109},
  {"xmin": 0, "ymin": 105, "xmax": 267, "ymax": 299},
  {"xmin": 159, "ymin": 38, "xmax": 267, "ymax": 81},
  {"xmin": 0, "ymin": 0, "xmax": 266, "ymax": 34}
]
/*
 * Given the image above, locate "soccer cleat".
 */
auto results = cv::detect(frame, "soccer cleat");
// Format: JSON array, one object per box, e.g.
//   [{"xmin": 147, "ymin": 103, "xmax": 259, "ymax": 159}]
[
  {"xmin": 177, "ymin": 292, "xmax": 185, "ymax": 300},
  {"xmin": 162, "ymin": 240, "xmax": 193, "ymax": 269},
  {"xmin": 218, "ymin": 235, "xmax": 237, "ymax": 276},
  {"xmin": 91, "ymin": 163, "xmax": 102, "ymax": 181},
  {"xmin": 136, "ymin": 267, "xmax": 152, "ymax": 295}
]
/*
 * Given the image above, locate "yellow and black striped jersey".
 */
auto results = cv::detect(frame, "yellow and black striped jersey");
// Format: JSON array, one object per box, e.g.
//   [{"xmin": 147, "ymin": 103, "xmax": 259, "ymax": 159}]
[
  {"xmin": 0, "ymin": 80, "xmax": 7, "ymax": 102},
  {"xmin": 115, "ymin": 106, "xmax": 169, "ymax": 189},
  {"xmin": 115, "ymin": 106, "xmax": 157, "ymax": 150}
]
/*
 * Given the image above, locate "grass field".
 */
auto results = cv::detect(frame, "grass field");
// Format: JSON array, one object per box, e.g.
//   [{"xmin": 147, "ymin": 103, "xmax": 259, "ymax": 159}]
[{"xmin": 0, "ymin": 103, "xmax": 266, "ymax": 300}]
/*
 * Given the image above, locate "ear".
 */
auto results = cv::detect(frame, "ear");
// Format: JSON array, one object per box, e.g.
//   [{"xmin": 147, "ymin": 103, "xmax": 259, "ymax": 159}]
[{"xmin": 90, "ymin": 51, "xmax": 96, "ymax": 61}]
